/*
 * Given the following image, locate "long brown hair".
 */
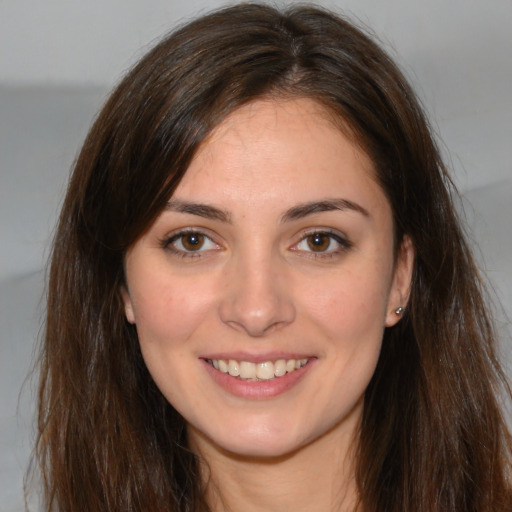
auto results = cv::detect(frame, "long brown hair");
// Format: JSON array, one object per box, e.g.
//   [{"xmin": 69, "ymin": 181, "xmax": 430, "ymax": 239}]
[{"xmin": 36, "ymin": 3, "xmax": 511, "ymax": 511}]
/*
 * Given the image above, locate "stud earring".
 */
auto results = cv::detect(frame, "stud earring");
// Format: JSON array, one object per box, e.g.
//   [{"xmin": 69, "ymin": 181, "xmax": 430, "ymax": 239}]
[{"xmin": 394, "ymin": 306, "xmax": 405, "ymax": 315}]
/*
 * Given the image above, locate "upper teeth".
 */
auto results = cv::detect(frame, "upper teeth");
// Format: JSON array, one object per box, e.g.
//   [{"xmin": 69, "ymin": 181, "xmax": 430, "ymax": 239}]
[{"xmin": 209, "ymin": 358, "xmax": 308, "ymax": 380}]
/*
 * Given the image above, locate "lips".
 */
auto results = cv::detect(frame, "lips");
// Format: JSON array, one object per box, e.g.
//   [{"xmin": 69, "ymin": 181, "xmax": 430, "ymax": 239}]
[
  {"xmin": 207, "ymin": 358, "xmax": 309, "ymax": 380},
  {"xmin": 202, "ymin": 355, "xmax": 314, "ymax": 399}
]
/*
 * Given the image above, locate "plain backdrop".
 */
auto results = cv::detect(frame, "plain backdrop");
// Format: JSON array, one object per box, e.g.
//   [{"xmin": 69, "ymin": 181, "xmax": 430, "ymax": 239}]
[{"xmin": 1, "ymin": 1, "xmax": 511, "ymax": 510}]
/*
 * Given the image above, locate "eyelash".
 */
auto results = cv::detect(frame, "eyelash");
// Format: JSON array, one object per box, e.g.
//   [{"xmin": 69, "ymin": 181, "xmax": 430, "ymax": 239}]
[
  {"xmin": 292, "ymin": 230, "xmax": 352, "ymax": 259},
  {"xmin": 160, "ymin": 228, "xmax": 352, "ymax": 260},
  {"xmin": 161, "ymin": 229, "xmax": 220, "ymax": 259}
]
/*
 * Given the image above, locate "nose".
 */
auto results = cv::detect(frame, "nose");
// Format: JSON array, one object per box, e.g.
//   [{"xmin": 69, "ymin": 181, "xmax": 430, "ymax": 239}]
[{"xmin": 218, "ymin": 249, "xmax": 296, "ymax": 337}]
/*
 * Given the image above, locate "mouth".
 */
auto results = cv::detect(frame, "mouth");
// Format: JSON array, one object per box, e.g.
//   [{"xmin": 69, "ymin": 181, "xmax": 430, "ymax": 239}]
[{"xmin": 206, "ymin": 358, "xmax": 309, "ymax": 381}]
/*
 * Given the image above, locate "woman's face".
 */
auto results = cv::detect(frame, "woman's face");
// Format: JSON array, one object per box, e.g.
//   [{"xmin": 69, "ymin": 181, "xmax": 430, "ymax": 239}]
[{"xmin": 122, "ymin": 98, "xmax": 413, "ymax": 459}]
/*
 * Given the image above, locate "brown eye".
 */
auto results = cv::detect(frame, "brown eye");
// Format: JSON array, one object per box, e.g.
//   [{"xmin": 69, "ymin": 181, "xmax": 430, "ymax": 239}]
[
  {"xmin": 306, "ymin": 233, "xmax": 331, "ymax": 252},
  {"xmin": 164, "ymin": 230, "xmax": 219, "ymax": 257},
  {"xmin": 180, "ymin": 232, "xmax": 205, "ymax": 251},
  {"xmin": 293, "ymin": 231, "xmax": 351, "ymax": 257}
]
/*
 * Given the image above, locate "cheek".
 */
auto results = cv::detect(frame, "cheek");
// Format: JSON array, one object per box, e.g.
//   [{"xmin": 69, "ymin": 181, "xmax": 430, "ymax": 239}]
[
  {"xmin": 301, "ymin": 264, "xmax": 392, "ymax": 343},
  {"xmin": 300, "ymin": 266, "xmax": 391, "ymax": 408},
  {"xmin": 130, "ymin": 273, "xmax": 217, "ymax": 350},
  {"xmin": 129, "ymin": 273, "xmax": 219, "ymax": 408}
]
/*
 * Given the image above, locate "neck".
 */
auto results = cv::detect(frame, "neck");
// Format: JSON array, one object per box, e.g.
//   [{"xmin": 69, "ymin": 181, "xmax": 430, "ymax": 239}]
[{"xmin": 190, "ymin": 414, "xmax": 361, "ymax": 512}]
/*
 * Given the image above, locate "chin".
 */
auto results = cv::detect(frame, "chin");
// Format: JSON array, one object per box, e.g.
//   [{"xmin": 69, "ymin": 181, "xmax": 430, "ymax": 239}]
[
  {"xmin": 189, "ymin": 419, "xmax": 313, "ymax": 460},
  {"xmin": 230, "ymin": 436, "xmax": 303, "ymax": 459},
  {"xmin": 218, "ymin": 438, "xmax": 307, "ymax": 461}
]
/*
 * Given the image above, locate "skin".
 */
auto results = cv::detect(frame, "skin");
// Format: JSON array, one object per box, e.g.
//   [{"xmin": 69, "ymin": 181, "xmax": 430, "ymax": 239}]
[{"xmin": 122, "ymin": 98, "xmax": 414, "ymax": 511}]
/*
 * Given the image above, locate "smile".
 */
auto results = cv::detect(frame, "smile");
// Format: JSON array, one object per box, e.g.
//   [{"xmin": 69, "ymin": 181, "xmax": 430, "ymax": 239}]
[{"xmin": 207, "ymin": 358, "xmax": 309, "ymax": 381}]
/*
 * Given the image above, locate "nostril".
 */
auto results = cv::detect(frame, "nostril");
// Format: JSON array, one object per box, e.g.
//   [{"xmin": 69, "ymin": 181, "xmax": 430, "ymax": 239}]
[{"xmin": 219, "ymin": 294, "xmax": 296, "ymax": 336}]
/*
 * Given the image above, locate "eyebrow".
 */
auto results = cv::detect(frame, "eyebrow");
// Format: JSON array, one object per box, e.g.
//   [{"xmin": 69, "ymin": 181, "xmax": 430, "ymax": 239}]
[
  {"xmin": 165, "ymin": 197, "xmax": 369, "ymax": 224},
  {"xmin": 280, "ymin": 198, "xmax": 369, "ymax": 223},
  {"xmin": 165, "ymin": 199, "xmax": 232, "ymax": 223}
]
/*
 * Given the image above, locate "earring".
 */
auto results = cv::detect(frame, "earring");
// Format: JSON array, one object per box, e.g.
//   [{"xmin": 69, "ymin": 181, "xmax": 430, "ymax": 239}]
[{"xmin": 394, "ymin": 306, "xmax": 405, "ymax": 315}]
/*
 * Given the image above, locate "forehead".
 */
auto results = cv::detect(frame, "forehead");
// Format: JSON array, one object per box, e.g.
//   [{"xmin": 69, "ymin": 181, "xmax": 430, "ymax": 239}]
[
  {"xmin": 204, "ymin": 97, "xmax": 363, "ymax": 161},
  {"xmin": 171, "ymin": 97, "xmax": 388, "ymax": 220}
]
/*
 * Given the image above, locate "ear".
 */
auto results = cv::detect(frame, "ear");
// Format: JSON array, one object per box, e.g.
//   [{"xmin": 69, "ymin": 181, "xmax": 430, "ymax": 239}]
[
  {"xmin": 120, "ymin": 285, "xmax": 136, "ymax": 324},
  {"xmin": 385, "ymin": 235, "xmax": 414, "ymax": 327}
]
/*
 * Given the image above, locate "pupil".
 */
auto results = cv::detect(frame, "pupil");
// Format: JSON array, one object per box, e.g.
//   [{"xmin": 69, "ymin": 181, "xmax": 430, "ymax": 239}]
[{"xmin": 183, "ymin": 233, "xmax": 204, "ymax": 250}]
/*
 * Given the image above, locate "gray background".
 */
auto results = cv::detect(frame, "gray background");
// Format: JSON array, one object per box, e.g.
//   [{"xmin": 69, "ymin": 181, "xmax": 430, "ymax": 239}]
[{"xmin": 1, "ymin": 0, "xmax": 511, "ymax": 510}]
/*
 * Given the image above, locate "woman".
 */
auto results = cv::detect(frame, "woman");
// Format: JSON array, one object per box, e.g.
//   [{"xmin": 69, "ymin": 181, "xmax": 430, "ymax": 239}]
[{"xmin": 36, "ymin": 3, "xmax": 511, "ymax": 511}]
